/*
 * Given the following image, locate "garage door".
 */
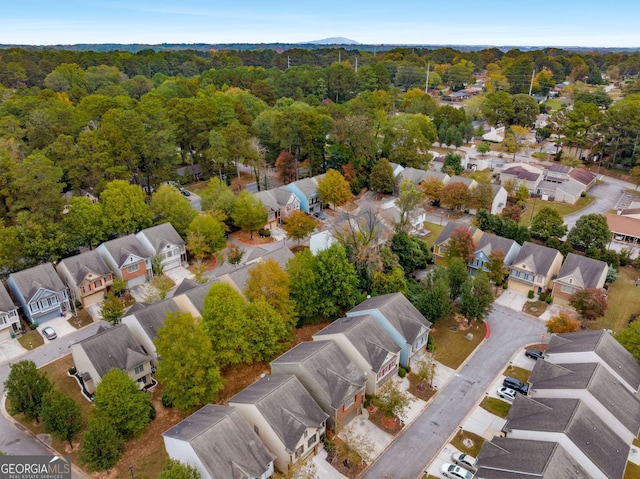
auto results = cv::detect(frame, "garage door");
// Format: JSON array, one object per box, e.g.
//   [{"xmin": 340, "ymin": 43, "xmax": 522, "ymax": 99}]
[
  {"xmin": 0, "ymin": 328, "xmax": 12, "ymax": 342},
  {"xmin": 83, "ymin": 291, "xmax": 105, "ymax": 307},
  {"xmin": 127, "ymin": 275, "xmax": 146, "ymax": 288},
  {"xmin": 163, "ymin": 256, "xmax": 181, "ymax": 271}
]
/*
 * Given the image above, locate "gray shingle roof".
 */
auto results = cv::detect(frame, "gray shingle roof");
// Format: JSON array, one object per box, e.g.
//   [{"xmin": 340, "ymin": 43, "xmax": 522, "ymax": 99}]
[
  {"xmin": 173, "ymin": 278, "xmax": 199, "ymax": 296},
  {"xmin": 504, "ymin": 396, "xmax": 628, "ymax": 479},
  {"xmin": 127, "ymin": 298, "xmax": 182, "ymax": 343},
  {"xmin": 546, "ymin": 330, "xmax": 640, "ymax": 391},
  {"xmin": 73, "ymin": 324, "xmax": 149, "ymax": 377},
  {"xmin": 271, "ymin": 341, "xmax": 366, "ymax": 410},
  {"xmin": 502, "ymin": 166, "xmax": 541, "ymax": 181},
  {"xmin": 138, "ymin": 223, "xmax": 185, "ymax": 252},
  {"xmin": 218, "ymin": 247, "xmax": 295, "ymax": 293},
  {"xmin": 57, "ymin": 250, "xmax": 112, "ymax": 287},
  {"xmin": 348, "ymin": 293, "xmax": 432, "ymax": 345},
  {"xmin": 555, "ymin": 253, "xmax": 607, "ymax": 289},
  {"xmin": 0, "ymin": 281, "xmax": 17, "ymax": 313},
  {"xmin": 448, "ymin": 176, "xmax": 475, "ymax": 187},
  {"xmin": 9, "ymin": 263, "xmax": 66, "ymax": 300},
  {"xmin": 529, "ymin": 360, "xmax": 640, "ymax": 436},
  {"xmin": 434, "ymin": 221, "xmax": 478, "ymax": 248},
  {"xmin": 100, "ymin": 234, "xmax": 150, "ymax": 267},
  {"xmin": 397, "ymin": 167, "xmax": 428, "ymax": 184},
  {"xmin": 477, "ymin": 437, "xmax": 591, "ymax": 479},
  {"xmin": 228, "ymin": 375, "xmax": 329, "ymax": 453},
  {"xmin": 253, "ymin": 190, "xmax": 280, "ymax": 213},
  {"xmin": 291, "ymin": 177, "xmax": 320, "ymax": 198},
  {"xmin": 163, "ymin": 405, "xmax": 275, "ymax": 479},
  {"xmin": 314, "ymin": 315, "xmax": 401, "ymax": 372},
  {"xmin": 512, "ymin": 242, "xmax": 561, "ymax": 277},
  {"xmin": 475, "ymin": 233, "xmax": 517, "ymax": 258}
]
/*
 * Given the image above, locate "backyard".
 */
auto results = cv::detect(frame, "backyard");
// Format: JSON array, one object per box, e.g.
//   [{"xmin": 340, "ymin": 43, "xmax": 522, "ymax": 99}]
[
  {"xmin": 430, "ymin": 313, "xmax": 485, "ymax": 370},
  {"xmin": 591, "ymin": 266, "xmax": 640, "ymax": 333},
  {"xmin": 519, "ymin": 195, "xmax": 594, "ymax": 228},
  {"xmin": 422, "ymin": 221, "xmax": 445, "ymax": 249}
]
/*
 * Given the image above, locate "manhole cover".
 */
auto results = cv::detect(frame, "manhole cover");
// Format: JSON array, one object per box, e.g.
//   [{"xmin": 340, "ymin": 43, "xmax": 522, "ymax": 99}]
[{"xmin": 463, "ymin": 438, "xmax": 474, "ymax": 448}]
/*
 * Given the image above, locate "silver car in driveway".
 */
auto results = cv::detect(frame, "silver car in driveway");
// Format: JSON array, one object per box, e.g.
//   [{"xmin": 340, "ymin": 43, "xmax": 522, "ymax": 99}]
[{"xmin": 41, "ymin": 326, "xmax": 57, "ymax": 340}]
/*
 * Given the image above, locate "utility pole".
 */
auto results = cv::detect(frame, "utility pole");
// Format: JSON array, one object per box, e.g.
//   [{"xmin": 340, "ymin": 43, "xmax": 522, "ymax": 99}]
[
  {"xmin": 425, "ymin": 61, "xmax": 430, "ymax": 94},
  {"xmin": 355, "ymin": 57, "xmax": 358, "ymax": 72},
  {"xmin": 528, "ymin": 69, "xmax": 535, "ymax": 96},
  {"xmin": 287, "ymin": 56, "xmax": 290, "ymax": 69}
]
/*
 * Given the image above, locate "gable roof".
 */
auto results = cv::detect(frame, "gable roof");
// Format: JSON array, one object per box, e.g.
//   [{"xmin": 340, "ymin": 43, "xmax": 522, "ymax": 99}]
[
  {"xmin": 568, "ymin": 168, "xmax": 596, "ymax": 186},
  {"xmin": 163, "ymin": 405, "xmax": 274, "ymax": 479},
  {"xmin": 605, "ymin": 213, "xmax": 640, "ymax": 238},
  {"xmin": 138, "ymin": 223, "xmax": 185, "ymax": 252},
  {"xmin": 555, "ymin": 253, "xmax": 607, "ymax": 289},
  {"xmin": 545, "ymin": 330, "xmax": 640, "ymax": 391},
  {"xmin": 397, "ymin": 167, "xmax": 428, "ymax": 184},
  {"xmin": 0, "ymin": 281, "xmax": 17, "ymax": 313},
  {"xmin": 57, "ymin": 250, "xmax": 112, "ymax": 287},
  {"xmin": 475, "ymin": 233, "xmax": 517, "ymax": 258},
  {"xmin": 126, "ymin": 298, "xmax": 182, "ymax": 343},
  {"xmin": 100, "ymin": 234, "xmax": 150, "ymax": 266},
  {"xmin": 216, "ymin": 247, "xmax": 295, "ymax": 293},
  {"xmin": 477, "ymin": 437, "xmax": 591, "ymax": 479},
  {"xmin": 529, "ymin": 360, "xmax": 640, "ymax": 436},
  {"xmin": 314, "ymin": 315, "xmax": 401, "ymax": 372},
  {"xmin": 9, "ymin": 263, "xmax": 66, "ymax": 299},
  {"xmin": 72, "ymin": 324, "xmax": 149, "ymax": 377},
  {"xmin": 174, "ymin": 278, "xmax": 199, "ymax": 296},
  {"xmin": 348, "ymin": 293, "xmax": 432, "ymax": 345},
  {"xmin": 512, "ymin": 242, "xmax": 561, "ymax": 277},
  {"xmin": 434, "ymin": 221, "xmax": 478, "ymax": 248},
  {"xmin": 228, "ymin": 375, "xmax": 329, "ymax": 453},
  {"xmin": 546, "ymin": 164, "xmax": 571, "ymax": 174},
  {"xmin": 619, "ymin": 207, "xmax": 640, "ymax": 217},
  {"xmin": 502, "ymin": 166, "xmax": 541, "ymax": 181},
  {"xmin": 289, "ymin": 177, "xmax": 320, "ymax": 198},
  {"xmin": 448, "ymin": 176, "xmax": 476, "ymax": 188},
  {"xmin": 253, "ymin": 190, "xmax": 280, "ymax": 213},
  {"xmin": 504, "ymin": 396, "xmax": 628, "ymax": 479},
  {"xmin": 270, "ymin": 341, "xmax": 366, "ymax": 410}
]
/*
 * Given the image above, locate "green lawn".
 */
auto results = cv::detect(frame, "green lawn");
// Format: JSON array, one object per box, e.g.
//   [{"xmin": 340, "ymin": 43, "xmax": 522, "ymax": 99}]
[
  {"xmin": 591, "ymin": 266, "xmax": 640, "ymax": 333},
  {"xmin": 17, "ymin": 329, "xmax": 44, "ymax": 350},
  {"xmin": 519, "ymin": 195, "xmax": 594, "ymax": 228},
  {"xmin": 502, "ymin": 365, "xmax": 531, "ymax": 383},
  {"xmin": 423, "ymin": 221, "xmax": 445, "ymax": 249},
  {"xmin": 431, "ymin": 314, "xmax": 485, "ymax": 369},
  {"xmin": 543, "ymin": 98, "xmax": 564, "ymax": 111},
  {"xmin": 479, "ymin": 396, "xmax": 512, "ymax": 419},
  {"xmin": 450, "ymin": 429, "xmax": 484, "ymax": 457}
]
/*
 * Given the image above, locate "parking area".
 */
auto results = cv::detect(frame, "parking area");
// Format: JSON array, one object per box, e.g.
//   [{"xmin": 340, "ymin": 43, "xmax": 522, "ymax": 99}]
[{"xmin": 37, "ymin": 313, "xmax": 77, "ymax": 342}]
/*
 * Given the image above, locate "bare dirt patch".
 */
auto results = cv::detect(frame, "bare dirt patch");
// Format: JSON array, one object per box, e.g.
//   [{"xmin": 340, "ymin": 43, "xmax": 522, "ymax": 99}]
[
  {"xmin": 366, "ymin": 409, "xmax": 404, "ymax": 436},
  {"xmin": 522, "ymin": 300, "xmax": 547, "ymax": 317},
  {"xmin": 230, "ymin": 230, "xmax": 275, "ymax": 246}
]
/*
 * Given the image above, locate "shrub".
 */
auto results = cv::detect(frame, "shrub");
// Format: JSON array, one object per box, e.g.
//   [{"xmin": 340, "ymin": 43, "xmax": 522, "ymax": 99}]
[
  {"xmin": 580, "ymin": 191, "xmax": 587, "ymax": 197},
  {"xmin": 398, "ymin": 367, "xmax": 407, "ymax": 378},
  {"xmin": 545, "ymin": 296, "xmax": 552, "ymax": 304},
  {"xmin": 503, "ymin": 283, "xmax": 508, "ymax": 289},
  {"xmin": 29, "ymin": 323, "xmax": 38, "ymax": 330},
  {"xmin": 68, "ymin": 367, "xmax": 77, "ymax": 375},
  {"xmin": 258, "ymin": 228, "xmax": 271, "ymax": 237},
  {"xmin": 405, "ymin": 365, "xmax": 411, "ymax": 373},
  {"xmin": 161, "ymin": 394, "xmax": 174, "ymax": 409},
  {"xmin": 539, "ymin": 292, "xmax": 547, "ymax": 301},
  {"xmin": 528, "ymin": 290, "xmax": 535, "ymax": 299}
]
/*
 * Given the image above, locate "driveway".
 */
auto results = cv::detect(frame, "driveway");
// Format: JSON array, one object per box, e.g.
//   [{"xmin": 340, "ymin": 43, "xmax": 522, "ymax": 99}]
[
  {"xmin": 361, "ymin": 304, "xmax": 545, "ymax": 479},
  {"xmin": 563, "ymin": 178, "xmax": 625, "ymax": 231}
]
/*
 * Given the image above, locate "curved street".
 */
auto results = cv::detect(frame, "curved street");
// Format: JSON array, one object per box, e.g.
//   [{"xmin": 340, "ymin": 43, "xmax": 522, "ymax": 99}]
[{"xmin": 362, "ymin": 304, "xmax": 545, "ymax": 479}]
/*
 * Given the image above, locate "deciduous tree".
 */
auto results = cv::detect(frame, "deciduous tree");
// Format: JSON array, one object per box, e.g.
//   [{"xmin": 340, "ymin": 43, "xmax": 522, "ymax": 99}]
[
  {"xmin": 287, "ymin": 249, "xmax": 320, "ymax": 324},
  {"xmin": 546, "ymin": 311, "xmax": 581, "ymax": 333},
  {"xmin": 616, "ymin": 319, "xmax": 640, "ymax": 361},
  {"xmin": 245, "ymin": 258, "xmax": 296, "ymax": 324},
  {"xmin": 486, "ymin": 249, "xmax": 508, "ymax": 287},
  {"xmin": 188, "ymin": 212, "xmax": 227, "ymax": 255},
  {"xmin": 41, "ymin": 389, "xmax": 83, "ymax": 446},
  {"xmin": 150, "ymin": 185, "xmax": 197, "ymax": 236},
  {"xmin": 99, "ymin": 293, "xmax": 124, "ymax": 325},
  {"xmin": 100, "ymin": 180, "xmax": 152, "ymax": 235},
  {"xmin": 317, "ymin": 168, "xmax": 352, "ymax": 211},
  {"xmin": 79, "ymin": 415, "xmax": 124, "ymax": 472},
  {"xmin": 395, "ymin": 178, "xmax": 424, "ymax": 233},
  {"xmin": 439, "ymin": 182, "xmax": 470, "ymax": 211},
  {"xmin": 369, "ymin": 158, "xmax": 395, "ymax": 194},
  {"xmin": 447, "ymin": 257, "xmax": 469, "ymax": 300},
  {"xmin": 459, "ymin": 272, "xmax": 494, "ymax": 322},
  {"xmin": 283, "ymin": 210, "xmax": 317, "ymax": 244},
  {"xmin": 245, "ymin": 297, "xmax": 293, "ymax": 361},
  {"xmin": 62, "ymin": 196, "xmax": 104, "ymax": 250},
  {"xmin": 446, "ymin": 227, "xmax": 476, "ymax": 263},
  {"xmin": 4, "ymin": 360, "xmax": 52, "ymax": 423},
  {"xmin": 232, "ymin": 190, "xmax": 268, "ymax": 239},
  {"xmin": 314, "ymin": 244, "xmax": 362, "ymax": 318},
  {"xmin": 530, "ymin": 207, "xmax": 568, "ymax": 240},
  {"xmin": 420, "ymin": 176, "xmax": 443, "ymax": 205},
  {"xmin": 159, "ymin": 460, "xmax": 201, "ymax": 479},
  {"xmin": 570, "ymin": 288, "xmax": 608, "ymax": 322}
]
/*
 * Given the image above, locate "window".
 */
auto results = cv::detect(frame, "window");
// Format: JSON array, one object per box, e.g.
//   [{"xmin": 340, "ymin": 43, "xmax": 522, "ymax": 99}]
[
  {"xmin": 561, "ymin": 284, "xmax": 577, "ymax": 294},
  {"xmin": 303, "ymin": 430, "xmax": 308, "ymax": 438},
  {"xmin": 308, "ymin": 435, "xmax": 317, "ymax": 447},
  {"xmin": 295, "ymin": 445, "xmax": 304, "ymax": 458},
  {"xmin": 0, "ymin": 316, "xmax": 6, "ymax": 325},
  {"xmin": 138, "ymin": 376, "xmax": 147, "ymax": 384},
  {"xmin": 94, "ymin": 280, "xmax": 102, "ymax": 289},
  {"xmin": 344, "ymin": 395, "xmax": 355, "ymax": 409},
  {"xmin": 134, "ymin": 364, "xmax": 145, "ymax": 375},
  {"xmin": 127, "ymin": 263, "xmax": 139, "ymax": 273}
]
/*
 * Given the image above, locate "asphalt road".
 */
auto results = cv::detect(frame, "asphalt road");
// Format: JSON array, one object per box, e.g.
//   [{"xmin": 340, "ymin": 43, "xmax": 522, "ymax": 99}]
[{"xmin": 361, "ymin": 304, "xmax": 545, "ymax": 479}]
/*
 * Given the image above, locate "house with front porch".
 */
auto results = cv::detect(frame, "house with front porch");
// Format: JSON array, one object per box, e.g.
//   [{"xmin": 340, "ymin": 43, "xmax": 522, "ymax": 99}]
[
  {"xmin": 270, "ymin": 341, "xmax": 366, "ymax": 432},
  {"xmin": 0, "ymin": 282, "xmax": 20, "ymax": 341},
  {"xmin": 254, "ymin": 187, "xmax": 301, "ymax": 230},
  {"xmin": 507, "ymin": 242, "xmax": 563, "ymax": 295},
  {"xmin": 56, "ymin": 250, "xmax": 114, "ymax": 307},
  {"xmin": 70, "ymin": 324, "xmax": 152, "ymax": 394},
  {"xmin": 551, "ymin": 253, "xmax": 608, "ymax": 306},
  {"xmin": 469, "ymin": 233, "xmax": 521, "ymax": 276},
  {"xmin": 136, "ymin": 223, "xmax": 187, "ymax": 272},
  {"xmin": 347, "ymin": 292, "xmax": 432, "ymax": 368},
  {"xmin": 97, "ymin": 234, "xmax": 153, "ymax": 289},
  {"xmin": 163, "ymin": 405, "xmax": 275, "ymax": 479},
  {"xmin": 228, "ymin": 375, "xmax": 328, "ymax": 473},
  {"xmin": 7, "ymin": 263, "xmax": 70, "ymax": 324},
  {"xmin": 312, "ymin": 314, "xmax": 401, "ymax": 395}
]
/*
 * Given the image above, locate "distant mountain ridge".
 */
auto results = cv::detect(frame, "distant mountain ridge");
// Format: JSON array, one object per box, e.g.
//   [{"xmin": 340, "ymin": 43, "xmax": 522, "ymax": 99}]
[{"xmin": 303, "ymin": 37, "xmax": 360, "ymax": 45}]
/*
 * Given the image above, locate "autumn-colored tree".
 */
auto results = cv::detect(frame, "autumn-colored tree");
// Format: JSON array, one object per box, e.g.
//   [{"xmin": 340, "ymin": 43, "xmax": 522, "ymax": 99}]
[
  {"xmin": 420, "ymin": 176, "xmax": 443, "ymax": 205},
  {"xmin": 570, "ymin": 288, "xmax": 608, "ymax": 322},
  {"xmin": 369, "ymin": 158, "xmax": 395, "ymax": 194},
  {"xmin": 502, "ymin": 178, "xmax": 517, "ymax": 197},
  {"xmin": 317, "ymin": 168, "xmax": 352, "ymax": 210},
  {"xmin": 546, "ymin": 311, "xmax": 582, "ymax": 333},
  {"xmin": 469, "ymin": 182, "xmax": 494, "ymax": 211},
  {"xmin": 283, "ymin": 210, "xmax": 317, "ymax": 244},
  {"xmin": 244, "ymin": 258, "xmax": 296, "ymax": 325},
  {"xmin": 500, "ymin": 205, "xmax": 522, "ymax": 223},
  {"xmin": 446, "ymin": 227, "xmax": 476, "ymax": 263},
  {"xmin": 439, "ymin": 182, "xmax": 471, "ymax": 211},
  {"xmin": 275, "ymin": 150, "xmax": 297, "ymax": 184},
  {"xmin": 486, "ymin": 249, "xmax": 508, "ymax": 287},
  {"xmin": 395, "ymin": 178, "xmax": 424, "ymax": 233}
]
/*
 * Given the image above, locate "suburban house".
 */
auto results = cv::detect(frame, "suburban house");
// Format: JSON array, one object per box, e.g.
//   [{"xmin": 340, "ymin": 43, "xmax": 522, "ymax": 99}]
[
  {"xmin": 469, "ymin": 233, "xmax": 521, "ymax": 276},
  {"xmin": 507, "ymin": 242, "xmax": 563, "ymax": 294},
  {"xmin": 97, "ymin": 234, "xmax": 153, "ymax": 289},
  {"xmin": 429, "ymin": 154, "xmax": 469, "ymax": 174},
  {"xmin": 285, "ymin": 176, "xmax": 324, "ymax": 214},
  {"xmin": 432, "ymin": 221, "xmax": 482, "ymax": 266},
  {"xmin": 312, "ymin": 315, "xmax": 401, "ymax": 395},
  {"xmin": 270, "ymin": 341, "xmax": 367, "ymax": 431},
  {"xmin": 70, "ymin": 324, "xmax": 152, "ymax": 394},
  {"xmin": 0, "ymin": 282, "xmax": 20, "ymax": 341},
  {"xmin": 254, "ymin": 187, "xmax": 301, "ymax": 230},
  {"xmin": 347, "ymin": 292, "xmax": 432, "ymax": 367},
  {"xmin": 228, "ymin": 375, "xmax": 329, "ymax": 473},
  {"xmin": 56, "ymin": 250, "xmax": 114, "ymax": 307},
  {"xmin": 544, "ymin": 330, "xmax": 640, "ymax": 393},
  {"xmin": 488, "ymin": 184, "xmax": 508, "ymax": 215},
  {"xmin": 163, "ymin": 404, "xmax": 275, "ymax": 479},
  {"xmin": 536, "ymin": 166, "xmax": 597, "ymax": 204},
  {"xmin": 551, "ymin": 253, "xmax": 608, "ymax": 305},
  {"xmin": 502, "ymin": 396, "xmax": 629, "ymax": 479},
  {"xmin": 448, "ymin": 175, "xmax": 478, "ymax": 191},
  {"xmin": 482, "ymin": 126, "xmax": 506, "ymax": 143},
  {"xmin": 62, "ymin": 188, "xmax": 99, "ymax": 215},
  {"xmin": 393, "ymin": 167, "xmax": 450, "ymax": 195},
  {"xmin": 476, "ymin": 437, "xmax": 591, "ymax": 479},
  {"xmin": 500, "ymin": 163, "xmax": 543, "ymax": 193},
  {"xmin": 528, "ymin": 360, "xmax": 640, "ymax": 444},
  {"xmin": 605, "ymin": 213, "xmax": 640, "ymax": 245},
  {"xmin": 7, "ymin": 263, "xmax": 70, "ymax": 324},
  {"xmin": 136, "ymin": 223, "xmax": 187, "ymax": 272},
  {"xmin": 172, "ymin": 280, "xmax": 214, "ymax": 318},
  {"xmin": 121, "ymin": 298, "xmax": 182, "ymax": 365}
]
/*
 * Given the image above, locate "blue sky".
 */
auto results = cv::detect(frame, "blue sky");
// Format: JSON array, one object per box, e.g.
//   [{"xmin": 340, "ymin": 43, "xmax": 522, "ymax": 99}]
[{"xmin": 1, "ymin": 0, "xmax": 639, "ymax": 47}]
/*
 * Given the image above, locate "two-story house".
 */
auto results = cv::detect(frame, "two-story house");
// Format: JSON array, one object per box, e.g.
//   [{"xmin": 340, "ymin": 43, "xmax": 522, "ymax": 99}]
[
  {"xmin": 285, "ymin": 176, "xmax": 324, "ymax": 214},
  {"xmin": 270, "ymin": 341, "xmax": 366, "ymax": 432},
  {"xmin": 469, "ymin": 233, "xmax": 521, "ymax": 276},
  {"xmin": 97, "ymin": 234, "xmax": 153, "ymax": 289},
  {"xmin": 507, "ymin": 242, "xmax": 563, "ymax": 295},
  {"xmin": 500, "ymin": 164, "xmax": 543, "ymax": 194},
  {"xmin": 228, "ymin": 375, "xmax": 329, "ymax": 473},
  {"xmin": 70, "ymin": 324, "xmax": 152, "ymax": 394},
  {"xmin": 0, "ymin": 282, "xmax": 20, "ymax": 340},
  {"xmin": 7, "ymin": 263, "xmax": 70, "ymax": 324},
  {"xmin": 56, "ymin": 250, "xmax": 114, "ymax": 307},
  {"xmin": 393, "ymin": 167, "xmax": 450, "ymax": 195},
  {"xmin": 312, "ymin": 314, "xmax": 401, "ymax": 395},
  {"xmin": 163, "ymin": 405, "xmax": 275, "ymax": 479},
  {"xmin": 254, "ymin": 187, "xmax": 301, "ymax": 230},
  {"xmin": 347, "ymin": 292, "xmax": 432, "ymax": 368},
  {"xmin": 136, "ymin": 223, "xmax": 187, "ymax": 272},
  {"xmin": 551, "ymin": 253, "xmax": 608, "ymax": 306},
  {"xmin": 432, "ymin": 221, "xmax": 482, "ymax": 267}
]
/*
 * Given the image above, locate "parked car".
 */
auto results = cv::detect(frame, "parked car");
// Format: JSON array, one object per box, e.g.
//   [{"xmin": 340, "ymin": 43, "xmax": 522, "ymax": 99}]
[
  {"xmin": 503, "ymin": 376, "xmax": 529, "ymax": 395},
  {"xmin": 313, "ymin": 211, "xmax": 326, "ymax": 220},
  {"xmin": 42, "ymin": 326, "xmax": 57, "ymax": 340},
  {"xmin": 179, "ymin": 187, "xmax": 191, "ymax": 197},
  {"xmin": 451, "ymin": 452, "xmax": 478, "ymax": 471},
  {"xmin": 441, "ymin": 463, "xmax": 474, "ymax": 479},
  {"xmin": 497, "ymin": 387, "xmax": 517, "ymax": 402},
  {"xmin": 525, "ymin": 349, "xmax": 544, "ymax": 360}
]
